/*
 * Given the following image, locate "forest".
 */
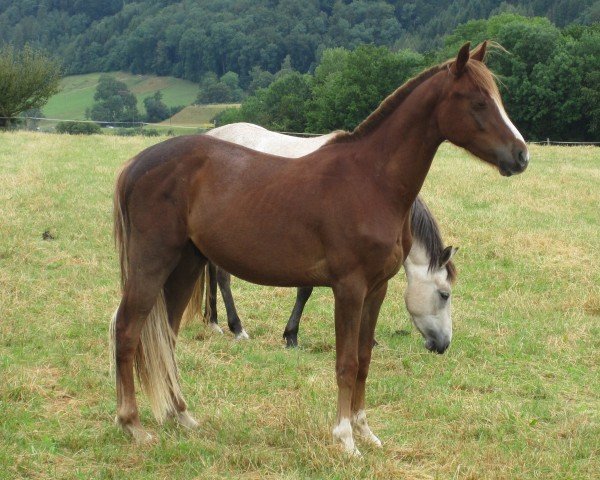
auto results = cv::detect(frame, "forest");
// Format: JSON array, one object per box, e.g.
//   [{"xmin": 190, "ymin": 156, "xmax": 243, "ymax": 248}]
[
  {"xmin": 1, "ymin": 1, "xmax": 597, "ymax": 82},
  {"xmin": 0, "ymin": 1, "xmax": 598, "ymax": 140}
]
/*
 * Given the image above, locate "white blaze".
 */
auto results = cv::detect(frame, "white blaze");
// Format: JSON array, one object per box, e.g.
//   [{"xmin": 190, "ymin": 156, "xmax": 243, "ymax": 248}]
[{"xmin": 494, "ymin": 97, "xmax": 525, "ymax": 143}]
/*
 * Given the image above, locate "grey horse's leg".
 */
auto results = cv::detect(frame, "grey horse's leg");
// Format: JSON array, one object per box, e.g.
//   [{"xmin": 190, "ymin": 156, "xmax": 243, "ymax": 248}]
[
  {"xmin": 282, "ymin": 287, "xmax": 313, "ymax": 347},
  {"xmin": 216, "ymin": 268, "xmax": 249, "ymax": 339}
]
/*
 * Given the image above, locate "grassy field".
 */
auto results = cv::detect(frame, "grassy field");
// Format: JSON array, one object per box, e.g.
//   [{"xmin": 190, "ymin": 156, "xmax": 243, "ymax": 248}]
[
  {"xmin": 42, "ymin": 72, "xmax": 200, "ymax": 121},
  {"xmin": 0, "ymin": 132, "xmax": 598, "ymax": 479}
]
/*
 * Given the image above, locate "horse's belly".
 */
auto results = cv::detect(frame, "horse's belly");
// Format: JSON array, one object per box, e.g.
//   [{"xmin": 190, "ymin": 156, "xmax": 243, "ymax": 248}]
[{"xmin": 189, "ymin": 211, "xmax": 329, "ymax": 287}]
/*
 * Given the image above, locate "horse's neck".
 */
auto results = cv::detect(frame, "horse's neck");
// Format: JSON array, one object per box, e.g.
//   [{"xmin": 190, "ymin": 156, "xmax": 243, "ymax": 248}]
[
  {"xmin": 351, "ymin": 74, "xmax": 445, "ymax": 213},
  {"xmin": 403, "ymin": 241, "xmax": 430, "ymax": 282}
]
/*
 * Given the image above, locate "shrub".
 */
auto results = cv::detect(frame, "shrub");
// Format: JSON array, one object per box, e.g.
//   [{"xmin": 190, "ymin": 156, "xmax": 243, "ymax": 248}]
[{"xmin": 56, "ymin": 121, "xmax": 101, "ymax": 135}]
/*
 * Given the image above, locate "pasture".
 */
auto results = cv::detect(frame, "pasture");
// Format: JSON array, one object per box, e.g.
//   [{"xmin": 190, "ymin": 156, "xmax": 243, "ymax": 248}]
[
  {"xmin": 0, "ymin": 132, "xmax": 598, "ymax": 479},
  {"xmin": 42, "ymin": 72, "xmax": 199, "ymax": 121},
  {"xmin": 163, "ymin": 104, "xmax": 241, "ymax": 128}
]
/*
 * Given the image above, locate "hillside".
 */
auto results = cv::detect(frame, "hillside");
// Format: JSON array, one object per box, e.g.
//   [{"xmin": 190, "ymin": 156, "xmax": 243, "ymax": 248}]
[
  {"xmin": 42, "ymin": 72, "xmax": 199, "ymax": 121},
  {"xmin": 163, "ymin": 104, "xmax": 240, "ymax": 127},
  {"xmin": 1, "ymin": 0, "xmax": 598, "ymax": 85}
]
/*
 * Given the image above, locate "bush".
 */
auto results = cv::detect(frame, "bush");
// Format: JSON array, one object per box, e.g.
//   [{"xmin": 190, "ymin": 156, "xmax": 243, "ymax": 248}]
[
  {"xmin": 113, "ymin": 127, "xmax": 162, "ymax": 137},
  {"xmin": 141, "ymin": 128, "xmax": 160, "ymax": 137},
  {"xmin": 56, "ymin": 121, "xmax": 101, "ymax": 135},
  {"xmin": 213, "ymin": 107, "xmax": 243, "ymax": 127}
]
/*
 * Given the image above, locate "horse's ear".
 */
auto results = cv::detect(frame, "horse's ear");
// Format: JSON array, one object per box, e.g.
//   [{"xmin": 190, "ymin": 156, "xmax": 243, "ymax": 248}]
[
  {"xmin": 440, "ymin": 246, "xmax": 458, "ymax": 267},
  {"xmin": 471, "ymin": 40, "xmax": 488, "ymax": 63},
  {"xmin": 452, "ymin": 42, "xmax": 471, "ymax": 76}
]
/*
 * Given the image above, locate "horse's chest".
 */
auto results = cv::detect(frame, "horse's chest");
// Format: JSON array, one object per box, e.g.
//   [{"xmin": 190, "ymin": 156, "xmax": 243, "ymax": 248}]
[{"xmin": 359, "ymin": 230, "xmax": 404, "ymax": 278}]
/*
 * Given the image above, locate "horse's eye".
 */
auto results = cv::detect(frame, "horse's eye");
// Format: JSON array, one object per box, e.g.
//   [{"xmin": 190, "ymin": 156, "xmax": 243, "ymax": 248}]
[
  {"xmin": 473, "ymin": 100, "xmax": 487, "ymax": 110},
  {"xmin": 439, "ymin": 291, "xmax": 450, "ymax": 301}
]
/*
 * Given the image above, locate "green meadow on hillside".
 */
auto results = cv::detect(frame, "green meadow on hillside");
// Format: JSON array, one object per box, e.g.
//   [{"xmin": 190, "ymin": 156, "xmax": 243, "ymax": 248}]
[
  {"xmin": 0, "ymin": 132, "xmax": 598, "ymax": 479},
  {"xmin": 42, "ymin": 72, "xmax": 200, "ymax": 122},
  {"xmin": 162, "ymin": 104, "xmax": 240, "ymax": 127}
]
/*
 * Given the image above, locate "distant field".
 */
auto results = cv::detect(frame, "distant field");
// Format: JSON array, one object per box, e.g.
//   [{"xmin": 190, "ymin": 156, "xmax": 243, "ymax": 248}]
[
  {"xmin": 42, "ymin": 72, "xmax": 200, "ymax": 121},
  {"xmin": 0, "ymin": 133, "xmax": 598, "ymax": 479},
  {"xmin": 162, "ymin": 104, "xmax": 240, "ymax": 127}
]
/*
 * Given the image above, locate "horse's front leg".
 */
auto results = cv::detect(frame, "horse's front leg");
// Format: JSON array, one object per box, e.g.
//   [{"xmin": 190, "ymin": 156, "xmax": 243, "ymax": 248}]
[
  {"xmin": 352, "ymin": 281, "xmax": 388, "ymax": 448},
  {"xmin": 332, "ymin": 279, "xmax": 366, "ymax": 456}
]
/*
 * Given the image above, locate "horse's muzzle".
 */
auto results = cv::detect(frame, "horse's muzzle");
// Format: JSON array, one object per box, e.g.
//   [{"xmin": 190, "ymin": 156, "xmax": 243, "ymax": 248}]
[
  {"xmin": 499, "ymin": 148, "xmax": 529, "ymax": 176},
  {"xmin": 424, "ymin": 336, "xmax": 450, "ymax": 354}
]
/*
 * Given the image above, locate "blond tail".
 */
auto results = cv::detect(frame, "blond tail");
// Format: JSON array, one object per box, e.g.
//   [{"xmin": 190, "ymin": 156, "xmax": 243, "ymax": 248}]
[
  {"xmin": 134, "ymin": 291, "xmax": 182, "ymax": 422},
  {"xmin": 181, "ymin": 265, "xmax": 210, "ymax": 328}
]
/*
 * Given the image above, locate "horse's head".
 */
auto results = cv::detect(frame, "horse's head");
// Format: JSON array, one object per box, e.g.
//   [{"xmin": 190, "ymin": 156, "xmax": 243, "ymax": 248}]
[
  {"xmin": 404, "ymin": 245, "xmax": 457, "ymax": 354},
  {"xmin": 436, "ymin": 41, "xmax": 529, "ymax": 177}
]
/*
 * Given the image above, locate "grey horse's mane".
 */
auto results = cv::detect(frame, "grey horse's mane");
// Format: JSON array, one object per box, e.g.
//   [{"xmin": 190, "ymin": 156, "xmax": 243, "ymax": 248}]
[{"xmin": 410, "ymin": 197, "xmax": 457, "ymax": 283}]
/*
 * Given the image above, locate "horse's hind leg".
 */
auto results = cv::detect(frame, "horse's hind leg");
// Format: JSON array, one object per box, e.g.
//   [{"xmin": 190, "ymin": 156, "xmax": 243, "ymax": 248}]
[
  {"xmin": 282, "ymin": 287, "xmax": 313, "ymax": 347},
  {"xmin": 163, "ymin": 242, "xmax": 206, "ymax": 429},
  {"xmin": 216, "ymin": 268, "xmax": 248, "ymax": 339},
  {"xmin": 112, "ymin": 249, "xmax": 180, "ymax": 443}
]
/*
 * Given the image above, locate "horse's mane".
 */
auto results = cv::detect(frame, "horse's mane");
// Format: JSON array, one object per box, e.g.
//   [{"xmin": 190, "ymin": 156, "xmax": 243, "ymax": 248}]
[
  {"xmin": 410, "ymin": 197, "xmax": 457, "ymax": 283},
  {"xmin": 329, "ymin": 44, "xmax": 501, "ymax": 144}
]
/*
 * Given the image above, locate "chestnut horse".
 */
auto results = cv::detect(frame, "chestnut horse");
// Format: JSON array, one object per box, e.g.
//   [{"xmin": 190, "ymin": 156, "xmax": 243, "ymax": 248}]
[
  {"xmin": 110, "ymin": 42, "xmax": 528, "ymax": 454},
  {"xmin": 204, "ymin": 123, "xmax": 457, "ymax": 349}
]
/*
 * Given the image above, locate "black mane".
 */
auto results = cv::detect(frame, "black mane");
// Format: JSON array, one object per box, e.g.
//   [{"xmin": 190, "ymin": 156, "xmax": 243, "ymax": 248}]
[{"xmin": 409, "ymin": 196, "xmax": 457, "ymax": 283}]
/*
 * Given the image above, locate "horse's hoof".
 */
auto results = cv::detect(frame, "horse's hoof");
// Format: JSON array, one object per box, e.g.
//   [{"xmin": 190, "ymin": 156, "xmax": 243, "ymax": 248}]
[
  {"xmin": 132, "ymin": 428, "xmax": 155, "ymax": 444},
  {"xmin": 340, "ymin": 443, "xmax": 362, "ymax": 457},
  {"xmin": 209, "ymin": 322, "xmax": 224, "ymax": 334},
  {"xmin": 360, "ymin": 432, "xmax": 382, "ymax": 447},
  {"xmin": 235, "ymin": 329, "xmax": 250, "ymax": 340},
  {"xmin": 175, "ymin": 411, "xmax": 199, "ymax": 429},
  {"xmin": 333, "ymin": 418, "xmax": 361, "ymax": 457},
  {"xmin": 352, "ymin": 410, "xmax": 382, "ymax": 447},
  {"xmin": 284, "ymin": 335, "xmax": 298, "ymax": 348},
  {"xmin": 116, "ymin": 415, "xmax": 155, "ymax": 444}
]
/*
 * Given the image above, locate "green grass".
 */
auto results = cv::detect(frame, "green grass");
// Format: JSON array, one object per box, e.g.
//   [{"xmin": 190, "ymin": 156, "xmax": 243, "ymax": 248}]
[
  {"xmin": 162, "ymin": 104, "xmax": 240, "ymax": 127},
  {"xmin": 42, "ymin": 72, "xmax": 219, "ymax": 124},
  {"xmin": 0, "ymin": 132, "xmax": 598, "ymax": 479}
]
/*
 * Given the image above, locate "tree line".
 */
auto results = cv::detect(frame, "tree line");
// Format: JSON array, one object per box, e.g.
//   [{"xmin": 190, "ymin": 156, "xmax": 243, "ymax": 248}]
[
  {"xmin": 216, "ymin": 14, "xmax": 599, "ymax": 142},
  {"xmin": 0, "ymin": 5, "xmax": 598, "ymax": 141},
  {"xmin": 1, "ymin": 0, "xmax": 598, "ymax": 86}
]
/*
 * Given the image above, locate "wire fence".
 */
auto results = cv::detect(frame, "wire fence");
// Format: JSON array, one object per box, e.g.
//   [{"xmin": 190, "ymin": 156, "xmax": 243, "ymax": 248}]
[{"xmin": 2, "ymin": 116, "xmax": 599, "ymax": 143}]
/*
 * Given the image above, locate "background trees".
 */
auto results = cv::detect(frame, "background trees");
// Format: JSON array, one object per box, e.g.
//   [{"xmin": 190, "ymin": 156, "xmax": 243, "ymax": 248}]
[
  {"xmin": 0, "ymin": 2, "xmax": 597, "ymax": 140},
  {"xmin": 307, "ymin": 45, "xmax": 425, "ymax": 132},
  {"xmin": 87, "ymin": 75, "xmax": 139, "ymax": 125},
  {"xmin": 1, "ymin": 1, "xmax": 597, "ymax": 83},
  {"xmin": 0, "ymin": 44, "xmax": 61, "ymax": 128},
  {"xmin": 214, "ymin": 15, "xmax": 599, "ymax": 141}
]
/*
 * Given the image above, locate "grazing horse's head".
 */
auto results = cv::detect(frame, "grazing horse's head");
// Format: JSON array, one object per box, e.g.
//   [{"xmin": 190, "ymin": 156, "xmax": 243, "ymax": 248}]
[
  {"xmin": 436, "ymin": 41, "xmax": 529, "ymax": 176},
  {"xmin": 404, "ymin": 244, "xmax": 457, "ymax": 354}
]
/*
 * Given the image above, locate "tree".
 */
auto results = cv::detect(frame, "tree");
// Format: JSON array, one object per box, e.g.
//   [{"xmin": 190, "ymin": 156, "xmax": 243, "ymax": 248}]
[
  {"xmin": 0, "ymin": 44, "xmax": 61, "ymax": 128},
  {"xmin": 88, "ymin": 75, "xmax": 139, "ymax": 125},
  {"xmin": 143, "ymin": 91, "xmax": 170, "ymax": 123},
  {"xmin": 197, "ymin": 71, "xmax": 243, "ymax": 104},
  {"xmin": 307, "ymin": 45, "xmax": 425, "ymax": 132},
  {"xmin": 247, "ymin": 66, "xmax": 274, "ymax": 94},
  {"xmin": 235, "ymin": 71, "xmax": 313, "ymax": 132}
]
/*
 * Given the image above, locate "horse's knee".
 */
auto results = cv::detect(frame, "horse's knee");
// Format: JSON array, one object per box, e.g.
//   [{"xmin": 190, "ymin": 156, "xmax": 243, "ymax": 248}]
[{"xmin": 336, "ymin": 357, "xmax": 359, "ymax": 386}]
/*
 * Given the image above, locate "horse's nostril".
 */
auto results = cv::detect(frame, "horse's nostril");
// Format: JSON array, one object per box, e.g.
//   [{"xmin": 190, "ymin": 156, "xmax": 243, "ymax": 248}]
[{"xmin": 518, "ymin": 150, "xmax": 528, "ymax": 168}]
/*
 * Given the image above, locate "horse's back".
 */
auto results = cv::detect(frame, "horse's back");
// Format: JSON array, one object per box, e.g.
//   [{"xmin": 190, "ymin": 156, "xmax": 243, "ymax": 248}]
[{"xmin": 206, "ymin": 122, "xmax": 338, "ymax": 158}]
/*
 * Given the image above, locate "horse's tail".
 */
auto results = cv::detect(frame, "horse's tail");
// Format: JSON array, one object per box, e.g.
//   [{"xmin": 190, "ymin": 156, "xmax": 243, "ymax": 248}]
[
  {"xmin": 109, "ymin": 160, "xmax": 188, "ymax": 422},
  {"xmin": 113, "ymin": 160, "xmax": 130, "ymax": 290},
  {"xmin": 181, "ymin": 264, "xmax": 212, "ymax": 329}
]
